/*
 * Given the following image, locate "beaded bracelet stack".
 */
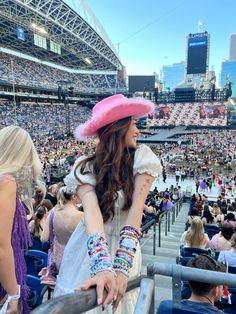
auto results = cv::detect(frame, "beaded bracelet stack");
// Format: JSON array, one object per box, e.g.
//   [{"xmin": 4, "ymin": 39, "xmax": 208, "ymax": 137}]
[
  {"xmin": 87, "ymin": 232, "xmax": 115, "ymax": 277},
  {"xmin": 113, "ymin": 225, "xmax": 141, "ymax": 277}
]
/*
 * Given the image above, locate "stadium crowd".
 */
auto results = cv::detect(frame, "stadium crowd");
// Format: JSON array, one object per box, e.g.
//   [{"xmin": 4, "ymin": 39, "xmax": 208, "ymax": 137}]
[
  {"xmin": 0, "ymin": 52, "xmax": 126, "ymax": 92},
  {"xmin": 1, "ymin": 99, "xmax": 236, "ymax": 313}
]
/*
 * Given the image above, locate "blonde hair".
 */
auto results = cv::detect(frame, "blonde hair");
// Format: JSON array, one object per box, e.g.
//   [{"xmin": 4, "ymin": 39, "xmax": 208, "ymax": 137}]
[
  {"xmin": 0, "ymin": 125, "xmax": 45, "ymax": 204},
  {"xmin": 212, "ymin": 203, "xmax": 221, "ymax": 216},
  {"xmin": 55, "ymin": 187, "xmax": 75, "ymax": 210},
  {"xmin": 185, "ymin": 217, "xmax": 206, "ymax": 247}
]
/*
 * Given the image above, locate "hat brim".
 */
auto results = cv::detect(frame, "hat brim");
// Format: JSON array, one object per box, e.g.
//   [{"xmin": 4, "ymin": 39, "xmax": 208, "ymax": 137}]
[{"xmin": 75, "ymin": 97, "xmax": 154, "ymax": 140}]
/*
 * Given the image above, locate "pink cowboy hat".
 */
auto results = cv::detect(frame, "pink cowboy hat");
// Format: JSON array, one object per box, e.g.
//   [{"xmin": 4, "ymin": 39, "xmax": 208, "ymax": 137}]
[{"xmin": 75, "ymin": 94, "xmax": 154, "ymax": 140}]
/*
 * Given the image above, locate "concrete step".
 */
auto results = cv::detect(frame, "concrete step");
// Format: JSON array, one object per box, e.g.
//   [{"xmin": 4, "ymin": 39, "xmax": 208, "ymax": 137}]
[{"xmin": 141, "ymin": 202, "xmax": 189, "ymax": 309}]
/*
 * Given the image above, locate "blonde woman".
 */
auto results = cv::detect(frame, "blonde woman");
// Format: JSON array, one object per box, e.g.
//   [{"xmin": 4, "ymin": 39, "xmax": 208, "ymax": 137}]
[
  {"xmin": 41, "ymin": 186, "xmax": 83, "ymax": 273},
  {"xmin": 180, "ymin": 217, "xmax": 209, "ymax": 249},
  {"xmin": 0, "ymin": 125, "xmax": 44, "ymax": 314},
  {"xmin": 212, "ymin": 203, "xmax": 224, "ymax": 225}
]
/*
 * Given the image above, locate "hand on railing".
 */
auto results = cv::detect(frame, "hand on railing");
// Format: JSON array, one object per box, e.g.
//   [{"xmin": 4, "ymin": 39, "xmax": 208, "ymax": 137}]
[
  {"xmin": 112, "ymin": 272, "xmax": 128, "ymax": 313},
  {"xmin": 75, "ymin": 270, "xmax": 116, "ymax": 310}
]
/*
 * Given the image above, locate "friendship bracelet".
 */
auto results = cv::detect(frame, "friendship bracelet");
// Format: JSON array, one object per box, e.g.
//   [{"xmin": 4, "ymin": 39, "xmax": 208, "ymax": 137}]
[
  {"xmin": 87, "ymin": 232, "xmax": 115, "ymax": 277},
  {"xmin": 113, "ymin": 225, "xmax": 140, "ymax": 277}
]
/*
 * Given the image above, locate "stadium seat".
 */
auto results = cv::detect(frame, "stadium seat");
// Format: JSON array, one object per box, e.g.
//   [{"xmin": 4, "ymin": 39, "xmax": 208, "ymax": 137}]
[
  {"xmin": 26, "ymin": 275, "xmax": 48, "ymax": 309},
  {"xmin": 25, "ymin": 250, "xmax": 48, "ymax": 277},
  {"xmin": 179, "ymin": 247, "xmax": 210, "ymax": 258},
  {"xmin": 30, "ymin": 236, "xmax": 44, "ymax": 251},
  {"xmin": 204, "ymin": 225, "xmax": 220, "ymax": 239}
]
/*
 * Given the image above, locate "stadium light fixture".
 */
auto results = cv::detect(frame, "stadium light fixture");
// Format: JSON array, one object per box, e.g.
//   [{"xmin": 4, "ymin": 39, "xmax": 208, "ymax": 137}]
[
  {"xmin": 31, "ymin": 22, "xmax": 47, "ymax": 35},
  {"xmin": 38, "ymin": 27, "xmax": 47, "ymax": 35},
  {"xmin": 84, "ymin": 57, "xmax": 92, "ymax": 65}
]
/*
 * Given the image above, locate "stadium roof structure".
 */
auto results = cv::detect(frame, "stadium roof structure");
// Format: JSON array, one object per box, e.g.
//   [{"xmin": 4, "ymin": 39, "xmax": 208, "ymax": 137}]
[{"xmin": 0, "ymin": 0, "xmax": 123, "ymax": 71}]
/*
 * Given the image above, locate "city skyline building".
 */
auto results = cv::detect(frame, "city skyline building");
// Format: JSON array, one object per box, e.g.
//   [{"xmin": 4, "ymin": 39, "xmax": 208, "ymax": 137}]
[
  {"xmin": 220, "ymin": 60, "xmax": 236, "ymax": 97},
  {"xmin": 162, "ymin": 62, "xmax": 184, "ymax": 91},
  {"xmin": 229, "ymin": 33, "xmax": 236, "ymax": 61}
]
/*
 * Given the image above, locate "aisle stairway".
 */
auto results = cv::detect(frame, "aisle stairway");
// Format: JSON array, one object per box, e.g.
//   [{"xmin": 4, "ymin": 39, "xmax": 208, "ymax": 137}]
[{"xmin": 140, "ymin": 202, "xmax": 189, "ymax": 310}]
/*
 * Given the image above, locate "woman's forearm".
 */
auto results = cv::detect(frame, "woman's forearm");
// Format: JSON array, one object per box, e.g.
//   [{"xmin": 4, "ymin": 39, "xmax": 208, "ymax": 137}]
[
  {"xmin": 0, "ymin": 246, "xmax": 18, "ymax": 295},
  {"xmin": 77, "ymin": 185, "xmax": 104, "ymax": 233}
]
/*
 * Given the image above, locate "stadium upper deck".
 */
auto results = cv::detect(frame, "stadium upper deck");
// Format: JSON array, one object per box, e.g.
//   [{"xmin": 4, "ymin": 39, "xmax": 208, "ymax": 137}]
[{"xmin": 0, "ymin": 0, "xmax": 122, "ymax": 71}]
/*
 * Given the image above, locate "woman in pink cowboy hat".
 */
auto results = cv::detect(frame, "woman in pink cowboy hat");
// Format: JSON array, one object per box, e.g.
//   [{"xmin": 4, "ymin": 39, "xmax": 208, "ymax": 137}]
[{"xmin": 54, "ymin": 94, "xmax": 162, "ymax": 313}]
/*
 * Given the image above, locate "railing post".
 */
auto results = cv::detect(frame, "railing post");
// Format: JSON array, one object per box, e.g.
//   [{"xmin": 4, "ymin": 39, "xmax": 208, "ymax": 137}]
[
  {"xmin": 172, "ymin": 206, "xmax": 175, "ymax": 224},
  {"xmin": 153, "ymin": 222, "xmax": 156, "ymax": 256},
  {"xmin": 168, "ymin": 211, "xmax": 170, "ymax": 232},
  {"xmin": 165, "ymin": 212, "xmax": 168, "ymax": 236},
  {"xmin": 147, "ymin": 264, "xmax": 155, "ymax": 314},
  {"xmin": 158, "ymin": 220, "xmax": 161, "ymax": 247}
]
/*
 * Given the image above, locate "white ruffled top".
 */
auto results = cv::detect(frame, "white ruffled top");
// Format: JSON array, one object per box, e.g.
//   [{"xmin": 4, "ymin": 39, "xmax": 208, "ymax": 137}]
[
  {"xmin": 64, "ymin": 144, "xmax": 162, "ymax": 236},
  {"xmin": 64, "ymin": 144, "xmax": 162, "ymax": 193}
]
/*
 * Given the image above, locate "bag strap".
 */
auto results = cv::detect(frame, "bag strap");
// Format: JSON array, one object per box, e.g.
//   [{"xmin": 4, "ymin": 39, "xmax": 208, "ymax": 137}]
[{"xmin": 49, "ymin": 210, "xmax": 55, "ymax": 245}]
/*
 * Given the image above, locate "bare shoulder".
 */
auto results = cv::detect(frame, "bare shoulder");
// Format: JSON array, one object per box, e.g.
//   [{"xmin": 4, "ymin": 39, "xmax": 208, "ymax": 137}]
[
  {"xmin": 73, "ymin": 210, "xmax": 84, "ymax": 223},
  {"xmin": 0, "ymin": 174, "xmax": 16, "ymax": 191}
]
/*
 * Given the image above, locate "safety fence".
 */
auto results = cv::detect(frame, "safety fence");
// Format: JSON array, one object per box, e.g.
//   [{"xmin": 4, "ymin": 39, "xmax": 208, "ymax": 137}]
[
  {"xmin": 141, "ymin": 197, "xmax": 183, "ymax": 255},
  {"xmin": 32, "ymin": 261, "xmax": 236, "ymax": 314}
]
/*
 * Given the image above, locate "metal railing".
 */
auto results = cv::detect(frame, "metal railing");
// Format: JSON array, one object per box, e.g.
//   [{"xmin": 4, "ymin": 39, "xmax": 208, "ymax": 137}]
[
  {"xmin": 32, "ymin": 261, "xmax": 236, "ymax": 314},
  {"xmin": 145, "ymin": 261, "xmax": 236, "ymax": 313},
  {"xmin": 32, "ymin": 199, "xmax": 184, "ymax": 313},
  {"xmin": 32, "ymin": 276, "xmax": 144, "ymax": 314},
  {"xmin": 140, "ymin": 198, "xmax": 183, "ymax": 254}
]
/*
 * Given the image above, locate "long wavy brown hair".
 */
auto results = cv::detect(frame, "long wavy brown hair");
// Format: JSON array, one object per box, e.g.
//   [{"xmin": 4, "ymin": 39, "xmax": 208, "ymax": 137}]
[{"xmin": 75, "ymin": 117, "xmax": 135, "ymax": 222}]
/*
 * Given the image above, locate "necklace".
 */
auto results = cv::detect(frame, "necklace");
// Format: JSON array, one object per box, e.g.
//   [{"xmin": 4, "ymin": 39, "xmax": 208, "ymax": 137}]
[{"xmin": 201, "ymin": 295, "xmax": 213, "ymax": 304}]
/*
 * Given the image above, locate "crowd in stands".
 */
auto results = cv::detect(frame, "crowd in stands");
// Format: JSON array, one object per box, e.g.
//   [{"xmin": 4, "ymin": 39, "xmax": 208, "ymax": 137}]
[
  {"xmin": 2, "ymin": 100, "xmax": 236, "ymax": 190},
  {"xmin": 0, "ymin": 52, "xmax": 126, "ymax": 92},
  {"xmin": 3, "ymin": 99, "xmax": 236, "ymax": 312},
  {"xmin": 171, "ymin": 190, "xmax": 236, "ymax": 313}
]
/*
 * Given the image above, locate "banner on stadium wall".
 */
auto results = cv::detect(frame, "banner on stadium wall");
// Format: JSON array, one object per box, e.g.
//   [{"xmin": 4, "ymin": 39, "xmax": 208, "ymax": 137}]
[
  {"xmin": 16, "ymin": 27, "xmax": 25, "ymax": 41},
  {"xmin": 50, "ymin": 40, "xmax": 61, "ymax": 55},
  {"xmin": 34, "ymin": 33, "xmax": 47, "ymax": 49}
]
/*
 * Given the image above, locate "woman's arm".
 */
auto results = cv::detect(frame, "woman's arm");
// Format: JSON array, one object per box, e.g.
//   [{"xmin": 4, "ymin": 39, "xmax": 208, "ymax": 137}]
[
  {"xmin": 40, "ymin": 213, "xmax": 50, "ymax": 242},
  {"xmin": 0, "ymin": 178, "xmax": 19, "ymax": 295},
  {"xmin": 77, "ymin": 184, "xmax": 104, "ymax": 233},
  {"xmin": 76, "ymin": 184, "xmax": 116, "ymax": 309},
  {"xmin": 125, "ymin": 173, "xmax": 155, "ymax": 228},
  {"xmin": 112, "ymin": 173, "xmax": 155, "ymax": 312}
]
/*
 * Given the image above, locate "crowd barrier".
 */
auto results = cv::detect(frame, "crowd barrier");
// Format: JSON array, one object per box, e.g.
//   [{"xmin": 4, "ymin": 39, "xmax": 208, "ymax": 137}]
[
  {"xmin": 141, "ymin": 197, "xmax": 183, "ymax": 254},
  {"xmin": 32, "ymin": 261, "xmax": 236, "ymax": 314}
]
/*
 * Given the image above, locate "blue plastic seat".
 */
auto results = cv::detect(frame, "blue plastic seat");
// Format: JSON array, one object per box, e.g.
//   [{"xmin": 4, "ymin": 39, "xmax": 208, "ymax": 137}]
[
  {"xmin": 204, "ymin": 225, "xmax": 220, "ymax": 239},
  {"xmin": 30, "ymin": 235, "xmax": 49, "ymax": 252},
  {"xmin": 25, "ymin": 250, "xmax": 48, "ymax": 277},
  {"xmin": 180, "ymin": 247, "xmax": 210, "ymax": 258},
  {"xmin": 26, "ymin": 275, "xmax": 48, "ymax": 309}
]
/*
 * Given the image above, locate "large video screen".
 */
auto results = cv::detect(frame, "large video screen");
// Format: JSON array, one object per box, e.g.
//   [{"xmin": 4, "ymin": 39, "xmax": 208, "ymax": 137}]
[
  {"xmin": 187, "ymin": 36, "xmax": 208, "ymax": 74},
  {"xmin": 128, "ymin": 75, "xmax": 155, "ymax": 94},
  {"xmin": 148, "ymin": 102, "xmax": 227, "ymax": 127}
]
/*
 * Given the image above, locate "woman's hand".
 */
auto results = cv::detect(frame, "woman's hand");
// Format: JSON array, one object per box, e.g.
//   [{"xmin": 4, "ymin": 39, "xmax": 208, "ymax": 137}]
[
  {"xmin": 112, "ymin": 272, "xmax": 128, "ymax": 313},
  {"xmin": 6, "ymin": 299, "xmax": 19, "ymax": 314},
  {"xmin": 75, "ymin": 270, "xmax": 116, "ymax": 309}
]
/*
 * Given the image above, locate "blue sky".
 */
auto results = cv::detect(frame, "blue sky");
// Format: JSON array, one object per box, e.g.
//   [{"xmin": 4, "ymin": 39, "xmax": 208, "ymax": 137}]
[{"xmin": 68, "ymin": 0, "xmax": 236, "ymax": 81}]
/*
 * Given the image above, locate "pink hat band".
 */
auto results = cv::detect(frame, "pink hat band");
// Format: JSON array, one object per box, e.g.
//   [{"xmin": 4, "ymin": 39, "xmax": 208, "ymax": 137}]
[{"xmin": 75, "ymin": 94, "xmax": 154, "ymax": 140}]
